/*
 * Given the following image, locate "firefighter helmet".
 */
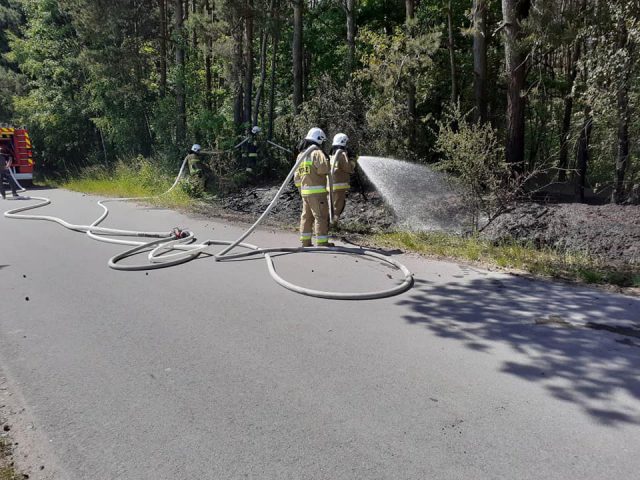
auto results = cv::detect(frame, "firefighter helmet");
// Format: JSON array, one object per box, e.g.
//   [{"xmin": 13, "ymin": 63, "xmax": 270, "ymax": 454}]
[
  {"xmin": 332, "ymin": 133, "xmax": 348, "ymax": 148},
  {"xmin": 305, "ymin": 127, "xmax": 327, "ymax": 145}
]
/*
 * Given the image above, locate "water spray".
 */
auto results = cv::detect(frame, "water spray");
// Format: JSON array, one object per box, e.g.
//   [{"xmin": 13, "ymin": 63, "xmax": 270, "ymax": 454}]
[
  {"xmin": 357, "ymin": 156, "xmax": 472, "ymax": 232},
  {"xmin": 3, "ymin": 148, "xmax": 413, "ymax": 300}
]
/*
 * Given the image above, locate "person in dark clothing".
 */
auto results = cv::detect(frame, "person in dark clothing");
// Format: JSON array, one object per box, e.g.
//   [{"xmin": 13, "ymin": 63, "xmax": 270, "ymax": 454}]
[
  {"xmin": 241, "ymin": 126, "xmax": 262, "ymax": 173},
  {"xmin": 0, "ymin": 146, "xmax": 19, "ymax": 200}
]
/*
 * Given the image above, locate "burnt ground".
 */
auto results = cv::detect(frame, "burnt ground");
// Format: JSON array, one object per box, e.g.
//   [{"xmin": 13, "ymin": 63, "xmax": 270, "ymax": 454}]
[
  {"xmin": 194, "ymin": 182, "xmax": 395, "ymax": 234},
  {"xmin": 194, "ymin": 182, "xmax": 640, "ymax": 268},
  {"xmin": 482, "ymin": 203, "xmax": 640, "ymax": 267}
]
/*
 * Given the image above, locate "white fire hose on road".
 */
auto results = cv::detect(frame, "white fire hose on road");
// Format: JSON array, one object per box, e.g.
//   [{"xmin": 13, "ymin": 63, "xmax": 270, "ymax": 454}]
[{"xmin": 3, "ymin": 147, "xmax": 413, "ymax": 300}]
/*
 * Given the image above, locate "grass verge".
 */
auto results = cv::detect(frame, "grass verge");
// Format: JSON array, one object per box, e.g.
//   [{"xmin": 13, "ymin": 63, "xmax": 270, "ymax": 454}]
[
  {"xmin": 62, "ymin": 158, "xmax": 193, "ymax": 210},
  {"xmin": 0, "ymin": 438, "xmax": 20, "ymax": 480},
  {"xmin": 374, "ymin": 231, "xmax": 640, "ymax": 288}
]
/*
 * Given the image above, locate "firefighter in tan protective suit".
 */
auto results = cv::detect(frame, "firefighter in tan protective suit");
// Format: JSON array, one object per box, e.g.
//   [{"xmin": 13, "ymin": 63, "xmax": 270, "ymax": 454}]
[
  {"xmin": 296, "ymin": 127, "xmax": 333, "ymax": 247},
  {"xmin": 185, "ymin": 143, "xmax": 206, "ymax": 191},
  {"xmin": 329, "ymin": 133, "xmax": 356, "ymax": 227}
]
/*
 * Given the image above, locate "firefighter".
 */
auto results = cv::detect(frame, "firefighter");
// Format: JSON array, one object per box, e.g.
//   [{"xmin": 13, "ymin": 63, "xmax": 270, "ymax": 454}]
[
  {"xmin": 329, "ymin": 133, "xmax": 356, "ymax": 227},
  {"xmin": 0, "ymin": 146, "xmax": 19, "ymax": 200},
  {"xmin": 184, "ymin": 144, "xmax": 206, "ymax": 193},
  {"xmin": 242, "ymin": 126, "xmax": 261, "ymax": 173},
  {"xmin": 297, "ymin": 127, "xmax": 332, "ymax": 247}
]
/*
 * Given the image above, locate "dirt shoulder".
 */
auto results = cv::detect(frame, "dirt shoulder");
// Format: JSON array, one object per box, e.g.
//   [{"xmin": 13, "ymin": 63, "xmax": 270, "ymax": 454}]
[
  {"xmin": 0, "ymin": 368, "xmax": 69, "ymax": 480},
  {"xmin": 482, "ymin": 203, "xmax": 640, "ymax": 267}
]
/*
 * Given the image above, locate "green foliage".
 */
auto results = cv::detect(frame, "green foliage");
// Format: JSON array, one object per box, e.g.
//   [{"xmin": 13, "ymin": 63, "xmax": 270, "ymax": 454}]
[
  {"xmin": 8, "ymin": 0, "xmax": 94, "ymax": 169},
  {"xmin": 0, "ymin": 0, "xmax": 637, "ymax": 202},
  {"xmin": 0, "ymin": 0, "xmax": 24, "ymax": 121},
  {"xmin": 63, "ymin": 156, "xmax": 192, "ymax": 208},
  {"xmin": 435, "ymin": 104, "xmax": 515, "ymax": 229},
  {"xmin": 276, "ymin": 75, "xmax": 366, "ymax": 153}
]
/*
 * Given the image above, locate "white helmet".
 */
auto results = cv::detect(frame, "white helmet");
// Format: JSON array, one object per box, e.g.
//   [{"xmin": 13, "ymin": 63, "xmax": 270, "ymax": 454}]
[
  {"xmin": 305, "ymin": 127, "xmax": 327, "ymax": 145},
  {"xmin": 332, "ymin": 133, "xmax": 348, "ymax": 148},
  {"xmin": 251, "ymin": 126, "xmax": 261, "ymax": 135},
  {"xmin": 191, "ymin": 144, "xmax": 201, "ymax": 153}
]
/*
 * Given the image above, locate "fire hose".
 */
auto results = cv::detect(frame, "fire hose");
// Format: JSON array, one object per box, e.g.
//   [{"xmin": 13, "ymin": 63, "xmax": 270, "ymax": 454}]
[{"xmin": 3, "ymin": 147, "xmax": 413, "ymax": 300}]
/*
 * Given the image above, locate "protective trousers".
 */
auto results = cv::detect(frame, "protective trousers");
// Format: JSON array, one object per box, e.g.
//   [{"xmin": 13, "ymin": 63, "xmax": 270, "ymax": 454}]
[
  {"xmin": 0, "ymin": 170, "xmax": 18, "ymax": 198},
  {"xmin": 332, "ymin": 190, "xmax": 347, "ymax": 221},
  {"xmin": 300, "ymin": 194, "xmax": 329, "ymax": 245}
]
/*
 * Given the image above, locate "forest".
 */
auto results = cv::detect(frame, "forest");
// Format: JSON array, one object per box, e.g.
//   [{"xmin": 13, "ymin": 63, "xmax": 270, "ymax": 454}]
[{"xmin": 1, "ymin": 0, "xmax": 639, "ymax": 204}]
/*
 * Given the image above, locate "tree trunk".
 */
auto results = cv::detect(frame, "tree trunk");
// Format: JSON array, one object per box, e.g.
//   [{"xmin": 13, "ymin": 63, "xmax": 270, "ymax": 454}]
[
  {"xmin": 612, "ymin": 23, "xmax": 631, "ymax": 204},
  {"xmin": 501, "ymin": 0, "xmax": 531, "ymax": 167},
  {"xmin": 205, "ymin": 0, "xmax": 213, "ymax": 112},
  {"xmin": 557, "ymin": 41, "xmax": 580, "ymax": 182},
  {"xmin": 159, "ymin": 0, "xmax": 167, "ymax": 97},
  {"xmin": 447, "ymin": 0, "xmax": 457, "ymax": 104},
  {"xmin": 243, "ymin": 0, "xmax": 254, "ymax": 125},
  {"xmin": 472, "ymin": 0, "xmax": 487, "ymax": 122},
  {"xmin": 253, "ymin": 23, "xmax": 269, "ymax": 126},
  {"xmin": 345, "ymin": 0, "xmax": 356, "ymax": 73},
  {"xmin": 405, "ymin": 0, "xmax": 416, "ymax": 145},
  {"xmin": 575, "ymin": 109, "xmax": 592, "ymax": 203},
  {"xmin": 231, "ymin": 4, "xmax": 244, "ymax": 128},
  {"xmin": 405, "ymin": 0, "xmax": 414, "ymax": 20},
  {"xmin": 267, "ymin": 0, "xmax": 280, "ymax": 139},
  {"xmin": 292, "ymin": 0, "xmax": 304, "ymax": 112},
  {"xmin": 191, "ymin": 0, "xmax": 197, "ymax": 49},
  {"xmin": 174, "ymin": 0, "xmax": 186, "ymax": 144}
]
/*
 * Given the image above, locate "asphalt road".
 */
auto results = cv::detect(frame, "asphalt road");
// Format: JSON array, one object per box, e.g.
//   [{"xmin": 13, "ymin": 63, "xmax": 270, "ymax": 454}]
[{"xmin": 1, "ymin": 188, "xmax": 639, "ymax": 480}]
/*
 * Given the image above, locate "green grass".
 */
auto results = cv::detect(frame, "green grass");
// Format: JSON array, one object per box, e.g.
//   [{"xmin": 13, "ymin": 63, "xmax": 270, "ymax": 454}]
[
  {"xmin": 0, "ymin": 438, "xmax": 20, "ymax": 480},
  {"xmin": 374, "ymin": 231, "xmax": 640, "ymax": 288},
  {"xmin": 62, "ymin": 159, "xmax": 193, "ymax": 210}
]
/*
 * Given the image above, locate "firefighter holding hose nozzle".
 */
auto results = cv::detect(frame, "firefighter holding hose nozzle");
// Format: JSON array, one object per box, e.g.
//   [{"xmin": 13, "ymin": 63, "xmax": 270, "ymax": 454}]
[{"xmin": 329, "ymin": 133, "xmax": 356, "ymax": 228}]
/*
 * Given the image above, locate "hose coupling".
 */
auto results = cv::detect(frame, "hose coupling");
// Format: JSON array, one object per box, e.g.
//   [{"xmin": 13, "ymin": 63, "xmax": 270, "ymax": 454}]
[{"xmin": 171, "ymin": 227, "xmax": 190, "ymax": 239}]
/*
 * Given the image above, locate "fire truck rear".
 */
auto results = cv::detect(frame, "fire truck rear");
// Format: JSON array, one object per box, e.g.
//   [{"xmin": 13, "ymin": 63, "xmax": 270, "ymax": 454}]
[{"xmin": 0, "ymin": 126, "xmax": 34, "ymax": 185}]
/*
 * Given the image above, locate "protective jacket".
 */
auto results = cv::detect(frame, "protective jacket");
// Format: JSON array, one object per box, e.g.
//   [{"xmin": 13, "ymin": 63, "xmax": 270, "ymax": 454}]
[
  {"xmin": 296, "ymin": 145, "xmax": 331, "ymax": 245},
  {"xmin": 329, "ymin": 148, "xmax": 356, "ymax": 191},
  {"xmin": 296, "ymin": 146, "xmax": 330, "ymax": 196},
  {"xmin": 186, "ymin": 153, "xmax": 203, "ymax": 175}
]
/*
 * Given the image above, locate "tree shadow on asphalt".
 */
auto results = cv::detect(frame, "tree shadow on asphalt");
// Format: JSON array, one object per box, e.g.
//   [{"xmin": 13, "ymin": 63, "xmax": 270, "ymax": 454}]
[{"xmin": 397, "ymin": 276, "xmax": 640, "ymax": 426}]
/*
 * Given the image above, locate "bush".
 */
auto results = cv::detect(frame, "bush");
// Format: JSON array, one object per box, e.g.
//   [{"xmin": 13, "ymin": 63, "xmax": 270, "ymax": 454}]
[{"xmin": 436, "ymin": 104, "xmax": 536, "ymax": 231}]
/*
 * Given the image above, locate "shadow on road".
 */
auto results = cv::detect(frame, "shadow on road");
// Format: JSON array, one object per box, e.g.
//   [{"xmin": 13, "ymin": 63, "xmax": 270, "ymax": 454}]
[{"xmin": 397, "ymin": 277, "xmax": 640, "ymax": 426}]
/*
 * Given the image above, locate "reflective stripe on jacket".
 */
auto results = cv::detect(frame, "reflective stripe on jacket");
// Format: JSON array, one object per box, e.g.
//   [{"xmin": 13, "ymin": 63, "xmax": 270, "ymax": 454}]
[
  {"xmin": 186, "ymin": 153, "xmax": 202, "ymax": 175},
  {"xmin": 296, "ymin": 147, "xmax": 330, "ymax": 196},
  {"xmin": 329, "ymin": 149, "xmax": 355, "ymax": 191}
]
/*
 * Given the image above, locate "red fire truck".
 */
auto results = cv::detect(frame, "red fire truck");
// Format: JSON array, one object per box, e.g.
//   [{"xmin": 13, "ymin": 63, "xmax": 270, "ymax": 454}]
[{"xmin": 0, "ymin": 126, "xmax": 34, "ymax": 185}]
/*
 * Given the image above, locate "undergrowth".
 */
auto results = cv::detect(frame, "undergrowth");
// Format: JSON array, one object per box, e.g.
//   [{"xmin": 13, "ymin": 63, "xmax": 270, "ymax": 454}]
[
  {"xmin": 62, "ymin": 157, "xmax": 193, "ymax": 209},
  {"xmin": 374, "ymin": 231, "xmax": 640, "ymax": 288}
]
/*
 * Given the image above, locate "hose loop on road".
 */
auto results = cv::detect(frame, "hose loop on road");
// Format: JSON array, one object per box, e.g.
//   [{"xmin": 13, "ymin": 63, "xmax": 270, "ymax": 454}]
[{"xmin": 3, "ymin": 151, "xmax": 413, "ymax": 300}]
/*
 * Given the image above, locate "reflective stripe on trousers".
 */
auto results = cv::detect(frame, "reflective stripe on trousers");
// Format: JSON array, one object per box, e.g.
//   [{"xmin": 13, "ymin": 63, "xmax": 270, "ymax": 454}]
[
  {"xmin": 301, "ymin": 185, "xmax": 327, "ymax": 195},
  {"xmin": 330, "ymin": 182, "xmax": 350, "ymax": 191}
]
